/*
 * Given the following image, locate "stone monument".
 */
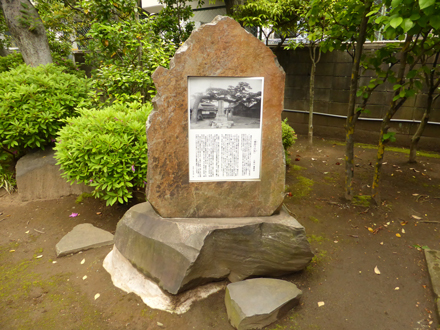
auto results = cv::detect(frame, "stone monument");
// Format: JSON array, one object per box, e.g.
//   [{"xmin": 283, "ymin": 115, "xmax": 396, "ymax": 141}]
[{"xmin": 104, "ymin": 15, "xmax": 313, "ymax": 311}]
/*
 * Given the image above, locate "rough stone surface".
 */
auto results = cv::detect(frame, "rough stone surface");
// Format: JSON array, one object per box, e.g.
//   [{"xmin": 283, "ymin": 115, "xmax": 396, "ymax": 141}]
[
  {"xmin": 16, "ymin": 148, "xmax": 92, "ymax": 202},
  {"xmin": 114, "ymin": 202, "xmax": 313, "ymax": 295},
  {"xmin": 425, "ymin": 249, "xmax": 440, "ymax": 319},
  {"xmin": 225, "ymin": 278, "xmax": 302, "ymax": 330},
  {"xmin": 146, "ymin": 16, "xmax": 286, "ymax": 218},
  {"xmin": 56, "ymin": 223, "xmax": 114, "ymax": 257},
  {"xmin": 103, "ymin": 246, "xmax": 225, "ymax": 314}
]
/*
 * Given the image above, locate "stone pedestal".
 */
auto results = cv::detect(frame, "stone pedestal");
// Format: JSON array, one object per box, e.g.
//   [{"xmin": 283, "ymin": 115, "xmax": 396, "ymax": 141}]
[{"xmin": 109, "ymin": 202, "xmax": 313, "ymax": 295}]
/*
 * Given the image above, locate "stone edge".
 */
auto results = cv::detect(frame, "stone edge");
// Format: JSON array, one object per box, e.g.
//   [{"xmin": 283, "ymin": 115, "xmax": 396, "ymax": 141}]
[{"xmin": 424, "ymin": 249, "xmax": 440, "ymax": 320}]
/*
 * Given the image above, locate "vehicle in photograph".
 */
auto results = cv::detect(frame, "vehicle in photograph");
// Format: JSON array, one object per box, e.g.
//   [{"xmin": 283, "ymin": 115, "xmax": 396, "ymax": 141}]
[{"xmin": 191, "ymin": 102, "xmax": 218, "ymax": 120}]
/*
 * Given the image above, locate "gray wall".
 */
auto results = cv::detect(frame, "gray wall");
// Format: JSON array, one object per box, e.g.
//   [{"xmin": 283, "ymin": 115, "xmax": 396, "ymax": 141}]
[{"xmin": 273, "ymin": 46, "xmax": 440, "ymax": 152}]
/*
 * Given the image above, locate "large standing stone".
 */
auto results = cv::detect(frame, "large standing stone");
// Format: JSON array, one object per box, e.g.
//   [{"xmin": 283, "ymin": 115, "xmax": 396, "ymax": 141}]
[
  {"xmin": 146, "ymin": 15, "xmax": 286, "ymax": 218},
  {"xmin": 225, "ymin": 278, "xmax": 302, "ymax": 330},
  {"xmin": 114, "ymin": 202, "xmax": 313, "ymax": 295},
  {"xmin": 16, "ymin": 148, "xmax": 92, "ymax": 202}
]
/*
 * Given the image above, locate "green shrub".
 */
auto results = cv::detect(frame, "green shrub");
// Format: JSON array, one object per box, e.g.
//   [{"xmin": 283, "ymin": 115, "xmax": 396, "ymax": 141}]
[
  {"xmin": 52, "ymin": 53, "xmax": 86, "ymax": 79},
  {"xmin": 0, "ymin": 64, "xmax": 90, "ymax": 162},
  {"xmin": 282, "ymin": 118, "xmax": 297, "ymax": 165},
  {"xmin": 54, "ymin": 102, "xmax": 152, "ymax": 206},
  {"xmin": 0, "ymin": 53, "xmax": 24, "ymax": 73}
]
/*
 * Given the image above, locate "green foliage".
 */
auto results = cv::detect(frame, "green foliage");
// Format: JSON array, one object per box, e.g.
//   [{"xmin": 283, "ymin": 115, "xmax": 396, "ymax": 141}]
[
  {"xmin": 282, "ymin": 118, "xmax": 297, "ymax": 164},
  {"xmin": 17, "ymin": 2, "xmax": 41, "ymax": 32},
  {"xmin": 0, "ymin": 64, "xmax": 90, "ymax": 161},
  {"xmin": 233, "ymin": 0, "xmax": 302, "ymax": 46},
  {"xmin": 320, "ymin": 0, "xmax": 381, "ymax": 54},
  {"xmin": 153, "ymin": 0, "xmax": 199, "ymax": 45},
  {"xmin": 0, "ymin": 168, "xmax": 16, "ymax": 194},
  {"xmin": 51, "ymin": 53, "xmax": 86, "ymax": 78},
  {"xmin": 0, "ymin": 7, "xmax": 12, "ymax": 51},
  {"xmin": 54, "ymin": 102, "xmax": 152, "ymax": 206},
  {"xmin": 86, "ymin": 18, "xmax": 175, "ymax": 105},
  {"xmin": 352, "ymin": 195, "xmax": 372, "ymax": 207},
  {"xmin": 0, "ymin": 53, "xmax": 24, "ymax": 73}
]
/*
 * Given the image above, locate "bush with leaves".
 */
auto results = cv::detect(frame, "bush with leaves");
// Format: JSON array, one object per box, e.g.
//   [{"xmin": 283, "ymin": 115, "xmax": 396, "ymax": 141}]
[
  {"xmin": 52, "ymin": 53, "xmax": 87, "ymax": 78},
  {"xmin": 282, "ymin": 118, "xmax": 297, "ymax": 165},
  {"xmin": 54, "ymin": 102, "xmax": 152, "ymax": 206},
  {"xmin": 0, "ymin": 52, "xmax": 24, "ymax": 73},
  {"xmin": 0, "ymin": 64, "xmax": 90, "ymax": 163},
  {"xmin": 86, "ymin": 18, "xmax": 175, "ymax": 105}
]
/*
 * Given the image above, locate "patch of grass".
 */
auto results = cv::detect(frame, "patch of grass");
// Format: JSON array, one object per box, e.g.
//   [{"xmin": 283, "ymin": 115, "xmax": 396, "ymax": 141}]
[
  {"xmin": 287, "ymin": 176, "xmax": 314, "ymax": 198},
  {"xmin": 306, "ymin": 250, "xmax": 328, "ymax": 272},
  {"xmin": 75, "ymin": 192, "xmax": 94, "ymax": 204},
  {"xmin": 291, "ymin": 165, "xmax": 306, "ymax": 171},
  {"xmin": 352, "ymin": 195, "xmax": 371, "ymax": 207},
  {"xmin": 0, "ymin": 242, "xmax": 104, "ymax": 330},
  {"xmin": 309, "ymin": 216, "xmax": 319, "ymax": 223},
  {"xmin": 308, "ymin": 234, "xmax": 326, "ymax": 244},
  {"xmin": 0, "ymin": 169, "xmax": 16, "ymax": 194}
]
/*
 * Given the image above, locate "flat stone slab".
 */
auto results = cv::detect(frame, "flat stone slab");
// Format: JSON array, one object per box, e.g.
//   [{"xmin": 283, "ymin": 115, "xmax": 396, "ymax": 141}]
[
  {"xmin": 225, "ymin": 278, "xmax": 302, "ymax": 330},
  {"xmin": 56, "ymin": 223, "xmax": 114, "ymax": 257},
  {"xmin": 147, "ymin": 15, "xmax": 286, "ymax": 218},
  {"xmin": 16, "ymin": 148, "xmax": 92, "ymax": 202},
  {"xmin": 425, "ymin": 249, "xmax": 440, "ymax": 319},
  {"xmin": 114, "ymin": 202, "xmax": 313, "ymax": 294}
]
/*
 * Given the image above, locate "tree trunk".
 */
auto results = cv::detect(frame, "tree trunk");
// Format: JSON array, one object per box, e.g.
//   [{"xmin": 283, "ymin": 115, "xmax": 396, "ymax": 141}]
[
  {"xmin": 308, "ymin": 59, "xmax": 315, "ymax": 146},
  {"xmin": 0, "ymin": 0, "xmax": 52, "ymax": 66},
  {"xmin": 0, "ymin": 42, "xmax": 8, "ymax": 56},
  {"xmin": 409, "ymin": 106, "xmax": 430, "ymax": 163},
  {"xmin": 344, "ymin": 0, "xmax": 373, "ymax": 201},
  {"xmin": 409, "ymin": 52, "xmax": 440, "ymax": 163},
  {"xmin": 371, "ymin": 35, "xmax": 412, "ymax": 205}
]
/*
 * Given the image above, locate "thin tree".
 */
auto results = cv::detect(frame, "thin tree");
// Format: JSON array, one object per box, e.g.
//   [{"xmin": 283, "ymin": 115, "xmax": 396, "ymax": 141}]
[{"xmin": 409, "ymin": 51, "xmax": 440, "ymax": 163}]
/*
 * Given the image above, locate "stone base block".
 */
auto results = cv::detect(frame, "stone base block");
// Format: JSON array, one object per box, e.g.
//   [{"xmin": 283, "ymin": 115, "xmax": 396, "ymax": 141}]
[
  {"xmin": 114, "ymin": 202, "xmax": 313, "ymax": 295},
  {"xmin": 16, "ymin": 148, "xmax": 92, "ymax": 202},
  {"xmin": 103, "ymin": 246, "xmax": 225, "ymax": 314}
]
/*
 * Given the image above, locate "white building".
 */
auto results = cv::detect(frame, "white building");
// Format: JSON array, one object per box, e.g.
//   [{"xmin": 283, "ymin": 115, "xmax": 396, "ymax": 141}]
[{"xmin": 141, "ymin": 0, "xmax": 227, "ymax": 29}]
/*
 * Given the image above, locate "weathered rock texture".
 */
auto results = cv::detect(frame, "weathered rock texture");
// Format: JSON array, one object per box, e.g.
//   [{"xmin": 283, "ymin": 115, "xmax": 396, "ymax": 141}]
[
  {"xmin": 16, "ymin": 148, "xmax": 92, "ymax": 201},
  {"xmin": 56, "ymin": 223, "xmax": 114, "ymax": 257},
  {"xmin": 147, "ymin": 15, "xmax": 286, "ymax": 218},
  {"xmin": 114, "ymin": 202, "xmax": 313, "ymax": 295},
  {"xmin": 225, "ymin": 278, "xmax": 302, "ymax": 330},
  {"xmin": 103, "ymin": 246, "xmax": 226, "ymax": 314},
  {"xmin": 425, "ymin": 249, "xmax": 440, "ymax": 319}
]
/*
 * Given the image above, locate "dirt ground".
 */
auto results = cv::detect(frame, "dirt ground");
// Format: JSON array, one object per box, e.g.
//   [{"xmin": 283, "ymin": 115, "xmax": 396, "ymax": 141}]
[{"xmin": 1, "ymin": 136, "xmax": 440, "ymax": 330}]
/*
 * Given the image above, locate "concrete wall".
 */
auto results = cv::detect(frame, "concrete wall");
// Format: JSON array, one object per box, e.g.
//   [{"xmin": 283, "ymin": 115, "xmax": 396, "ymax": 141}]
[{"xmin": 273, "ymin": 46, "xmax": 440, "ymax": 152}]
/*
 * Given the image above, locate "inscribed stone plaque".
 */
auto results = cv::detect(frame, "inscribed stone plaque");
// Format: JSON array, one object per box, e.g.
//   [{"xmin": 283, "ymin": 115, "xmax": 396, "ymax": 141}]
[{"xmin": 146, "ymin": 16, "xmax": 286, "ymax": 218}]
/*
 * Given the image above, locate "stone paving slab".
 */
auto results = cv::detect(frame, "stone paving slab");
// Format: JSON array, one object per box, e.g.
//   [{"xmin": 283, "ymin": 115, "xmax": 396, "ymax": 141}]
[
  {"xmin": 56, "ymin": 223, "xmax": 114, "ymax": 257},
  {"xmin": 425, "ymin": 249, "xmax": 440, "ymax": 319},
  {"xmin": 225, "ymin": 278, "xmax": 302, "ymax": 330}
]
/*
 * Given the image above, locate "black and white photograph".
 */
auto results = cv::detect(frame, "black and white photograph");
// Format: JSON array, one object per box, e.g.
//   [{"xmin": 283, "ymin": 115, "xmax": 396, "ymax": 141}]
[
  {"xmin": 188, "ymin": 77, "xmax": 263, "ymax": 130},
  {"xmin": 188, "ymin": 77, "xmax": 263, "ymax": 182}
]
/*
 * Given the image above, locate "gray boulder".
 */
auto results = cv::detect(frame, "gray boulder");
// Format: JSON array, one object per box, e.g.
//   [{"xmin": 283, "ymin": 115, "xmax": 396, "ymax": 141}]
[
  {"xmin": 225, "ymin": 278, "xmax": 302, "ymax": 330},
  {"xmin": 16, "ymin": 148, "xmax": 92, "ymax": 201},
  {"xmin": 114, "ymin": 202, "xmax": 313, "ymax": 294}
]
